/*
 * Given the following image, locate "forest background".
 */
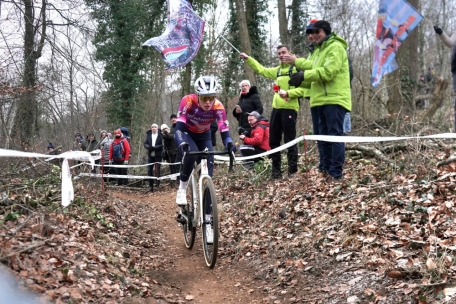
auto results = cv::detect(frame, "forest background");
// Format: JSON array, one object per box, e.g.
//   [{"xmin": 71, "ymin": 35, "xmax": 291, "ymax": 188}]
[{"xmin": 0, "ymin": 0, "xmax": 454, "ymax": 163}]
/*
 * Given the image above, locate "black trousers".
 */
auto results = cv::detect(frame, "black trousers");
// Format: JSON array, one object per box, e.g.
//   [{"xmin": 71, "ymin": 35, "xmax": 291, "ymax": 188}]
[
  {"xmin": 147, "ymin": 156, "xmax": 162, "ymax": 189},
  {"xmin": 113, "ymin": 160, "xmax": 128, "ymax": 185},
  {"xmin": 269, "ymin": 108, "xmax": 298, "ymax": 177}
]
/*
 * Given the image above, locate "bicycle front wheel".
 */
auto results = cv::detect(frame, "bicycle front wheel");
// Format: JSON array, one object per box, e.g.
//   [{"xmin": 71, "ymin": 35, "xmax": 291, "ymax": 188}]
[
  {"xmin": 183, "ymin": 175, "xmax": 196, "ymax": 249},
  {"xmin": 201, "ymin": 177, "xmax": 218, "ymax": 268}
]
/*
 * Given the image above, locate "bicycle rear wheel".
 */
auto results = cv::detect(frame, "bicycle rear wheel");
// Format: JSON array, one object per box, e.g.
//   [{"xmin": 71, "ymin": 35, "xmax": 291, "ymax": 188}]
[
  {"xmin": 201, "ymin": 177, "xmax": 218, "ymax": 268},
  {"xmin": 182, "ymin": 175, "xmax": 196, "ymax": 249}
]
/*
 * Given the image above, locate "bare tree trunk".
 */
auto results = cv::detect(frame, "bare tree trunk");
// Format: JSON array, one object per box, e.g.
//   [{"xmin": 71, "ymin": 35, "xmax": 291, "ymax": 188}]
[
  {"xmin": 277, "ymin": 0, "xmax": 289, "ymax": 46},
  {"xmin": 182, "ymin": 63, "xmax": 192, "ymax": 96},
  {"xmin": 420, "ymin": 78, "xmax": 449, "ymax": 120},
  {"xmin": 11, "ymin": 0, "xmax": 46, "ymax": 148},
  {"xmin": 234, "ymin": 0, "xmax": 256, "ymax": 84}
]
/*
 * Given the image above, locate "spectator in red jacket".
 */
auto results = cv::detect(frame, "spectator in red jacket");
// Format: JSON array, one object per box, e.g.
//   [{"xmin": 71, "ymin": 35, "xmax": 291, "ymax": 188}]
[
  {"xmin": 109, "ymin": 129, "xmax": 131, "ymax": 185},
  {"xmin": 239, "ymin": 111, "xmax": 271, "ymax": 169}
]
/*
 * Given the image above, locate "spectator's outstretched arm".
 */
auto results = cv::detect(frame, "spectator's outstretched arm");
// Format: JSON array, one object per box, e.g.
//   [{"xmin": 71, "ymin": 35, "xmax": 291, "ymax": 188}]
[{"xmin": 435, "ymin": 25, "xmax": 456, "ymax": 48}]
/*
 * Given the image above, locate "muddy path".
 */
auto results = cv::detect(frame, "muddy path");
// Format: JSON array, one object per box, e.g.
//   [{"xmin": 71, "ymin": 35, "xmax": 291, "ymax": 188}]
[{"xmin": 114, "ymin": 189, "xmax": 265, "ymax": 304}]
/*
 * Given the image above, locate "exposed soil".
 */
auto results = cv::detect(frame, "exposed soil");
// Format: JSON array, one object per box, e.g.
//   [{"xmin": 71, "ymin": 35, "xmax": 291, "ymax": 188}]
[{"xmin": 113, "ymin": 189, "xmax": 265, "ymax": 304}]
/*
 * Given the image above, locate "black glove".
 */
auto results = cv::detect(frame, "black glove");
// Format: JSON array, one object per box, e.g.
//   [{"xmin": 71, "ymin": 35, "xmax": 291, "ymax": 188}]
[
  {"xmin": 434, "ymin": 26, "xmax": 443, "ymax": 35},
  {"xmin": 289, "ymin": 71, "xmax": 304, "ymax": 87}
]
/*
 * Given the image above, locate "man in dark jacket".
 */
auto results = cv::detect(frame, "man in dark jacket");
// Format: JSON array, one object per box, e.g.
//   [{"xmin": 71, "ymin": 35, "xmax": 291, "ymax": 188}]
[
  {"xmin": 73, "ymin": 132, "xmax": 87, "ymax": 151},
  {"xmin": 160, "ymin": 124, "xmax": 179, "ymax": 184},
  {"xmin": 144, "ymin": 124, "xmax": 163, "ymax": 191},
  {"xmin": 233, "ymin": 80, "xmax": 264, "ymax": 136},
  {"xmin": 239, "ymin": 111, "xmax": 271, "ymax": 168}
]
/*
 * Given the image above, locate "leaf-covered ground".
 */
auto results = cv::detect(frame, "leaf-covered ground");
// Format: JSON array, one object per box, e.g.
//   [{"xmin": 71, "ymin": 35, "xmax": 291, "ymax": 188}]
[{"xmin": 2, "ymin": 143, "xmax": 456, "ymax": 303}]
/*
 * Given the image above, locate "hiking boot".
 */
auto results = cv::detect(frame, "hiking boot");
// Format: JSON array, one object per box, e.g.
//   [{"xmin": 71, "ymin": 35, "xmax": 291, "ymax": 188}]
[
  {"xmin": 176, "ymin": 189, "xmax": 187, "ymax": 206},
  {"xmin": 205, "ymin": 224, "xmax": 213, "ymax": 244},
  {"xmin": 326, "ymin": 175, "xmax": 343, "ymax": 184},
  {"xmin": 270, "ymin": 171, "xmax": 282, "ymax": 180},
  {"xmin": 318, "ymin": 170, "xmax": 328, "ymax": 178}
]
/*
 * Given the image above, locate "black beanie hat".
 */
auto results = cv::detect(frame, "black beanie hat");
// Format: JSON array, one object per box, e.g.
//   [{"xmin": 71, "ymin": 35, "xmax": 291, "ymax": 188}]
[
  {"xmin": 313, "ymin": 20, "xmax": 332, "ymax": 35},
  {"xmin": 170, "ymin": 114, "xmax": 177, "ymax": 119}
]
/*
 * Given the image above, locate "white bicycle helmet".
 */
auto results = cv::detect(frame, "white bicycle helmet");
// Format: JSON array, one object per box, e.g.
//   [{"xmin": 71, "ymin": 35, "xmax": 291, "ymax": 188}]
[{"xmin": 194, "ymin": 76, "xmax": 218, "ymax": 96}]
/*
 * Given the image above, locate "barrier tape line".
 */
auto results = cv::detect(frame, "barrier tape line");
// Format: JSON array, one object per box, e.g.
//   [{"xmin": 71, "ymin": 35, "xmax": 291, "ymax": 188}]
[
  {"xmin": 215, "ymin": 133, "xmax": 456, "ymax": 161},
  {"xmin": 78, "ymin": 172, "xmax": 180, "ymax": 180},
  {"xmin": 2, "ymin": 132, "xmax": 455, "ymax": 206}
]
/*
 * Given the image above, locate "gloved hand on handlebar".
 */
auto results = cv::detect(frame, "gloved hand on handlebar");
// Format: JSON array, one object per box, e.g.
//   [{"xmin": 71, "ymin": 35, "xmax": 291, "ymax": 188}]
[
  {"xmin": 225, "ymin": 141, "xmax": 236, "ymax": 154},
  {"xmin": 179, "ymin": 142, "xmax": 189, "ymax": 155}
]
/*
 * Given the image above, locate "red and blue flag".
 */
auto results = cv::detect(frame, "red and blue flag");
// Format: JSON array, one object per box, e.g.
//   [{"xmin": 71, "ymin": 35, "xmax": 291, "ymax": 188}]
[
  {"xmin": 372, "ymin": 0, "xmax": 423, "ymax": 87},
  {"xmin": 143, "ymin": 0, "xmax": 205, "ymax": 70}
]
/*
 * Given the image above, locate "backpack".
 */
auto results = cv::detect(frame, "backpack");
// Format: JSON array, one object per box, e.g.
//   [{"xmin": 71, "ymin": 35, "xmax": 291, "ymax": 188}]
[
  {"xmin": 120, "ymin": 127, "xmax": 131, "ymax": 156},
  {"xmin": 113, "ymin": 139, "xmax": 125, "ymax": 160}
]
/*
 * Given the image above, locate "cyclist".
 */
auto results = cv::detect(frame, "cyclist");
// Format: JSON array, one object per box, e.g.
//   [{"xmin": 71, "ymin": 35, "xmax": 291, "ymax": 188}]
[{"xmin": 174, "ymin": 76, "xmax": 236, "ymax": 242}]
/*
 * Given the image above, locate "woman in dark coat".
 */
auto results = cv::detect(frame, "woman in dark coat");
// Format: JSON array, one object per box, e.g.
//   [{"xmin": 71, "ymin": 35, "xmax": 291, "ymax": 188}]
[{"xmin": 232, "ymin": 80, "xmax": 264, "ymax": 135}]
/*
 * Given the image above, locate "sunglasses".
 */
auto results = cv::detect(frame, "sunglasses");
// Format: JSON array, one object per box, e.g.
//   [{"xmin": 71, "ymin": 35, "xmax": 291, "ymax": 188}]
[
  {"xmin": 199, "ymin": 95, "xmax": 216, "ymax": 103},
  {"xmin": 306, "ymin": 29, "xmax": 321, "ymax": 35}
]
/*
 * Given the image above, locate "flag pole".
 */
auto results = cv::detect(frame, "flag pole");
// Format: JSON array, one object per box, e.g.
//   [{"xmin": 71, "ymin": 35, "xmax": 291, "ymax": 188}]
[
  {"xmin": 219, "ymin": 35, "xmax": 241, "ymax": 54},
  {"xmin": 422, "ymin": 15, "xmax": 434, "ymax": 27}
]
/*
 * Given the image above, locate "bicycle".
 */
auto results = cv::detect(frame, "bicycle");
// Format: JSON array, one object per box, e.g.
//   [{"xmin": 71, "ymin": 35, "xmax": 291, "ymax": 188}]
[{"xmin": 177, "ymin": 147, "xmax": 234, "ymax": 268}]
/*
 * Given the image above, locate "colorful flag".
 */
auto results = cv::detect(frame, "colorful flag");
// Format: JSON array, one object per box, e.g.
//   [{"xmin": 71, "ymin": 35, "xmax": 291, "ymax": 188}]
[
  {"xmin": 371, "ymin": 0, "xmax": 423, "ymax": 87},
  {"xmin": 142, "ymin": 0, "xmax": 205, "ymax": 70}
]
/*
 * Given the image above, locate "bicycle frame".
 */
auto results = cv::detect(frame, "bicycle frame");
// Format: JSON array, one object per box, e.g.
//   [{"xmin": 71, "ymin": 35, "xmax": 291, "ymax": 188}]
[
  {"xmin": 179, "ymin": 147, "xmax": 235, "ymax": 268},
  {"xmin": 187, "ymin": 158, "xmax": 211, "ymax": 229}
]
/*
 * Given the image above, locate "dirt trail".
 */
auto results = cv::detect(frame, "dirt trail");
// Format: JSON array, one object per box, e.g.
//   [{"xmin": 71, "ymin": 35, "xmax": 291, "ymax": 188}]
[{"xmin": 113, "ymin": 189, "xmax": 263, "ymax": 304}]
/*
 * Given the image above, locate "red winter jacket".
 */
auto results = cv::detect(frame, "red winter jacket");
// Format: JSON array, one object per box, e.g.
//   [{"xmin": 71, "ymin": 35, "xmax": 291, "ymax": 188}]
[
  {"xmin": 109, "ymin": 136, "xmax": 131, "ymax": 162},
  {"xmin": 243, "ymin": 119, "xmax": 270, "ymax": 151}
]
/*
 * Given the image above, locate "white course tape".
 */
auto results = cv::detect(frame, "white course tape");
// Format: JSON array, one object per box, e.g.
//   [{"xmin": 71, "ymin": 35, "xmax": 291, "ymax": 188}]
[
  {"xmin": 215, "ymin": 133, "xmax": 456, "ymax": 161},
  {"xmin": 2, "ymin": 132, "xmax": 456, "ymax": 205},
  {"xmin": 0, "ymin": 149, "xmax": 95, "ymax": 207},
  {"xmin": 61, "ymin": 159, "xmax": 74, "ymax": 207},
  {"xmin": 89, "ymin": 161, "xmax": 180, "ymax": 168},
  {"xmin": 78, "ymin": 172, "xmax": 180, "ymax": 180}
]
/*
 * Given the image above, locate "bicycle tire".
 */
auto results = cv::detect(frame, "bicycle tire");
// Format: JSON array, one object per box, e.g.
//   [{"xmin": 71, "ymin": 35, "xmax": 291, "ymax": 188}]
[
  {"xmin": 182, "ymin": 175, "xmax": 196, "ymax": 249},
  {"xmin": 201, "ymin": 177, "xmax": 218, "ymax": 268}
]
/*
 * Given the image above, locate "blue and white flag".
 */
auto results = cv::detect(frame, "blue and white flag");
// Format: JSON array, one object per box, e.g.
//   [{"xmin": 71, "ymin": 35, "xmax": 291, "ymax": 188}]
[
  {"xmin": 142, "ymin": 0, "xmax": 205, "ymax": 70},
  {"xmin": 371, "ymin": 0, "xmax": 423, "ymax": 87}
]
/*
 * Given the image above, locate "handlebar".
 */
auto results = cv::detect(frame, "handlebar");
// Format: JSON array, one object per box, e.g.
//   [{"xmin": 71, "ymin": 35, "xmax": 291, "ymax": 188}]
[{"xmin": 183, "ymin": 148, "xmax": 235, "ymax": 172}]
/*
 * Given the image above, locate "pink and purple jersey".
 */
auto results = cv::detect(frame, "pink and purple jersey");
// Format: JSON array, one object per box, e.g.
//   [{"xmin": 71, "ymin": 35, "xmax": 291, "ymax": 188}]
[{"xmin": 177, "ymin": 94, "xmax": 230, "ymax": 133}]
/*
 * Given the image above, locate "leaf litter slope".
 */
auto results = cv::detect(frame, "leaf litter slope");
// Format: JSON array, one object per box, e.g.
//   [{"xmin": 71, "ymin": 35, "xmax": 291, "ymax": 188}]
[
  {"xmin": 0, "ymin": 183, "xmax": 264, "ymax": 304},
  {"xmin": 3, "ymin": 155, "xmax": 456, "ymax": 303}
]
